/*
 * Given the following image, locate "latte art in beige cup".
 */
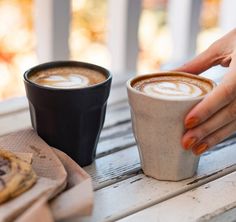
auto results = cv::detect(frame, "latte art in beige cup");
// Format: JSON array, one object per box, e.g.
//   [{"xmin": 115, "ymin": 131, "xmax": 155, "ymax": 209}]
[
  {"xmin": 127, "ymin": 72, "xmax": 215, "ymax": 181},
  {"xmin": 133, "ymin": 74, "xmax": 212, "ymax": 99},
  {"xmin": 29, "ymin": 67, "xmax": 106, "ymax": 89}
]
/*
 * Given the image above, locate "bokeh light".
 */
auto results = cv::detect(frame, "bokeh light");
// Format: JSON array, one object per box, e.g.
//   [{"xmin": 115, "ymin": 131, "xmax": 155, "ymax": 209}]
[{"xmin": 0, "ymin": 0, "xmax": 222, "ymax": 100}]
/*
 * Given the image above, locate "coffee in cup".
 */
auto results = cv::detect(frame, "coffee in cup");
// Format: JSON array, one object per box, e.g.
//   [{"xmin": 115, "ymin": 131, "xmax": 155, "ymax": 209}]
[
  {"xmin": 29, "ymin": 67, "xmax": 106, "ymax": 89},
  {"xmin": 127, "ymin": 72, "xmax": 215, "ymax": 181},
  {"xmin": 24, "ymin": 61, "xmax": 112, "ymax": 167},
  {"xmin": 132, "ymin": 74, "xmax": 212, "ymax": 99}
]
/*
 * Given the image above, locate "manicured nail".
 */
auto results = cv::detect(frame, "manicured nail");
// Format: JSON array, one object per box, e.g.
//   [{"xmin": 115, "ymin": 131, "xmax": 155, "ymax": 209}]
[
  {"xmin": 183, "ymin": 137, "xmax": 198, "ymax": 150},
  {"xmin": 185, "ymin": 117, "xmax": 199, "ymax": 129},
  {"xmin": 192, "ymin": 143, "xmax": 208, "ymax": 155}
]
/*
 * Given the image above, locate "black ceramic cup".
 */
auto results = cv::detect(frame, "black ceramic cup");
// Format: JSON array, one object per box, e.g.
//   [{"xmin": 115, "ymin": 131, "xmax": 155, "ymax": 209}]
[{"xmin": 24, "ymin": 61, "xmax": 112, "ymax": 166}]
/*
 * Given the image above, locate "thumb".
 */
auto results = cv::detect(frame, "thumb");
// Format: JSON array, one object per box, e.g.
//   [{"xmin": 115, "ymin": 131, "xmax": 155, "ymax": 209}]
[{"xmin": 173, "ymin": 47, "xmax": 219, "ymax": 74}]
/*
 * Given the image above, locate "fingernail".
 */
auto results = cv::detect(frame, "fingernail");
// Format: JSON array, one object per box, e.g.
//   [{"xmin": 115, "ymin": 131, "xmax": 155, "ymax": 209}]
[
  {"xmin": 183, "ymin": 137, "xmax": 198, "ymax": 150},
  {"xmin": 185, "ymin": 117, "xmax": 199, "ymax": 129},
  {"xmin": 192, "ymin": 143, "xmax": 208, "ymax": 155}
]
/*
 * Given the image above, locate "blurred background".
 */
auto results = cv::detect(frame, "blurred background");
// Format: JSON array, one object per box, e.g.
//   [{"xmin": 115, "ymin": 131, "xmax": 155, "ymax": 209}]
[{"xmin": 0, "ymin": 0, "xmax": 229, "ymax": 100}]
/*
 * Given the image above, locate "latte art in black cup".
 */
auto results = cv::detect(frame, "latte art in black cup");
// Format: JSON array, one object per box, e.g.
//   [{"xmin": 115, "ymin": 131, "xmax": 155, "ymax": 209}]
[
  {"xmin": 29, "ymin": 67, "xmax": 106, "ymax": 89},
  {"xmin": 133, "ymin": 74, "xmax": 213, "ymax": 99},
  {"xmin": 24, "ymin": 61, "xmax": 112, "ymax": 167}
]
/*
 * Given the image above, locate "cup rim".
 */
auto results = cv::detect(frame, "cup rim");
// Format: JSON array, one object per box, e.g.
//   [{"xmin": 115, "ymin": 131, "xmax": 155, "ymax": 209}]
[
  {"xmin": 24, "ymin": 60, "xmax": 112, "ymax": 91},
  {"xmin": 127, "ymin": 71, "xmax": 217, "ymax": 102}
]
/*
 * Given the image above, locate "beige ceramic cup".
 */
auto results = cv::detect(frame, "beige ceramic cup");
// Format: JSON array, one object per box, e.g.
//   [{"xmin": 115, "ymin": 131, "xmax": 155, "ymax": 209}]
[{"xmin": 127, "ymin": 72, "xmax": 216, "ymax": 181}]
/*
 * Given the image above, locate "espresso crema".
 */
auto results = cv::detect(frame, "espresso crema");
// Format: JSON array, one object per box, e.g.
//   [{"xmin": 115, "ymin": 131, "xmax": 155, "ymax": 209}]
[
  {"xmin": 132, "ymin": 74, "xmax": 213, "ymax": 99},
  {"xmin": 29, "ymin": 67, "xmax": 106, "ymax": 89}
]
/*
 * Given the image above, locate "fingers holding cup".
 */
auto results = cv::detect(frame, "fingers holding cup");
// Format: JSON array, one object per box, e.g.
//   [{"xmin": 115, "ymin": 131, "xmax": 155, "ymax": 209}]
[
  {"xmin": 182, "ymin": 97, "xmax": 236, "ymax": 150},
  {"xmin": 191, "ymin": 119, "xmax": 236, "ymax": 155}
]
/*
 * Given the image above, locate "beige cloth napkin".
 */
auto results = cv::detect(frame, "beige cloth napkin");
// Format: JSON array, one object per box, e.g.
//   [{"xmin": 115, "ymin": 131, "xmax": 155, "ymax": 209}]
[
  {"xmin": 0, "ymin": 129, "xmax": 93, "ymax": 222},
  {"xmin": 50, "ymin": 148, "xmax": 93, "ymax": 220},
  {"xmin": 15, "ymin": 196, "xmax": 54, "ymax": 222}
]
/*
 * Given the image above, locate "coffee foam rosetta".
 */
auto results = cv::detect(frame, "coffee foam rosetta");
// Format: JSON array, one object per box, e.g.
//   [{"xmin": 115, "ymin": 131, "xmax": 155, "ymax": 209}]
[
  {"xmin": 133, "ymin": 75, "xmax": 212, "ymax": 99},
  {"xmin": 29, "ymin": 67, "xmax": 106, "ymax": 89},
  {"xmin": 34, "ymin": 73, "xmax": 90, "ymax": 88}
]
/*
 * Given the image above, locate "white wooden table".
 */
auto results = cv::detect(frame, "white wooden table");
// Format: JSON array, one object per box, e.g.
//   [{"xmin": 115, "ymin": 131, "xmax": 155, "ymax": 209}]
[{"xmin": 1, "ymin": 91, "xmax": 236, "ymax": 222}]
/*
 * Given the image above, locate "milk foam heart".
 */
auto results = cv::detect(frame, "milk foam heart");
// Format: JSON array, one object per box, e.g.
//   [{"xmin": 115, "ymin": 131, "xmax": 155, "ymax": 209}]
[
  {"xmin": 142, "ymin": 80, "xmax": 204, "ymax": 99},
  {"xmin": 133, "ymin": 75, "xmax": 213, "ymax": 99},
  {"xmin": 29, "ymin": 67, "xmax": 106, "ymax": 89}
]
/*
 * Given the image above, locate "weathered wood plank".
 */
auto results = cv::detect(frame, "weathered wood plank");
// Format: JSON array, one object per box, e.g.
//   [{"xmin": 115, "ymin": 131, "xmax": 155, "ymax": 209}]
[
  {"xmin": 0, "ymin": 110, "xmax": 31, "ymax": 136},
  {"xmin": 107, "ymin": 73, "xmax": 132, "ymax": 105},
  {"xmin": 100, "ymin": 120, "xmax": 131, "ymax": 140},
  {"xmin": 198, "ymin": 204, "xmax": 236, "ymax": 222},
  {"xmin": 80, "ymin": 144, "xmax": 236, "ymax": 222},
  {"xmin": 119, "ymin": 171, "xmax": 236, "ymax": 222},
  {"xmin": 89, "ymin": 134, "xmax": 236, "ymax": 191},
  {"xmin": 104, "ymin": 100, "xmax": 130, "ymax": 128},
  {"xmin": 85, "ymin": 146, "xmax": 140, "ymax": 190},
  {"xmin": 97, "ymin": 121, "xmax": 135, "ymax": 157},
  {"xmin": 213, "ymin": 132, "xmax": 236, "ymax": 151},
  {"xmin": 0, "ymin": 97, "xmax": 28, "ymax": 116}
]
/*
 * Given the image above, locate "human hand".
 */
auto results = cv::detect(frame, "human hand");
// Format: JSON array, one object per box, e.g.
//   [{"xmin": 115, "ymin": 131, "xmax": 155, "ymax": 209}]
[{"xmin": 174, "ymin": 28, "xmax": 236, "ymax": 155}]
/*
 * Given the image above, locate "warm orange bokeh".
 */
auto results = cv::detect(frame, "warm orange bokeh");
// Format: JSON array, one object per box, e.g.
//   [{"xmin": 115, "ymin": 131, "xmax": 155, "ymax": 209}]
[{"xmin": 0, "ymin": 0, "xmax": 221, "ymax": 100}]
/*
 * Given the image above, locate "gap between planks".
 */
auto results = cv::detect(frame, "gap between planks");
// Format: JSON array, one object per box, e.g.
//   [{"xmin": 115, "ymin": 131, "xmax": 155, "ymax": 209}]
[
  {"xmin": 86, "ymin": 134, "xmax": 236, "ymax": 191},
  {"xmin": 119, "ymin": 171, "xmax": 236, "ymax": 222},
  {"xmin": 80, "ymin": 144, "xmax": 236, "ymax": 222},
  {"xmin": 97, "ymin": 121, "xmax": 135, "ymax": 158}
]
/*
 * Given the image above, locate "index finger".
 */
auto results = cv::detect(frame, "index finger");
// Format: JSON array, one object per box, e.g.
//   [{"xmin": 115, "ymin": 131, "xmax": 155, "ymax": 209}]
[
  {"xmin": 185, "ymin": 56, "xmax": 236, "ymax": 129},
  {"xmin": 173, "ymin": 47, "xmax": 219, "ymax": 74}
]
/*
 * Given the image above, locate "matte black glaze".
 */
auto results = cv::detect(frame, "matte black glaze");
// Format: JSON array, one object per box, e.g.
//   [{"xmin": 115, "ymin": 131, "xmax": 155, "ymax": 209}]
[{"xmin": 24, "ymin": 61, "xmax": 112, "ymax": 166}]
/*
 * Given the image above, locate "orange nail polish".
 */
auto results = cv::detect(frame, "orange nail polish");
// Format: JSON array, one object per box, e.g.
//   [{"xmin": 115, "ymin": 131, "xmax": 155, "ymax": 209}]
[
  {"xmin": 192, "ymin": 143, "xmax": 208, "ymax": 155},
  {"xmin": 185, "ymin": 117, "xmax": 199, "ymax": 129},
  {"xmin": 183, "ymin": 137, "xmax": 198, "ymax": 150}
]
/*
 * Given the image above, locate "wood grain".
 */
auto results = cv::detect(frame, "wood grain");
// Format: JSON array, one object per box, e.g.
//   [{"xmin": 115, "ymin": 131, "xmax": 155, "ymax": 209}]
[
  {"xmin": 81, "ymin": 144, "xmax": 236, "ymax": 222},
  {"xmin": 120, "ymin": 171, "xmax": 236, "ymax": 222}
]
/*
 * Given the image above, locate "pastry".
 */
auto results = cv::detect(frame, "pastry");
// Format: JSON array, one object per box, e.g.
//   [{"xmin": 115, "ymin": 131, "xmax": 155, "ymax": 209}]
[{"xmin": 0, "ymin": 148, "xmax": 37, "ymax": 204}]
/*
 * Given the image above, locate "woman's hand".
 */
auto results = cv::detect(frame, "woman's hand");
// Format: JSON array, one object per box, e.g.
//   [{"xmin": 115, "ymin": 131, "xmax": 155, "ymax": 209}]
[{"xmin": 174, "ymin": 28, "xmax": 236, "ymax": 155}]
